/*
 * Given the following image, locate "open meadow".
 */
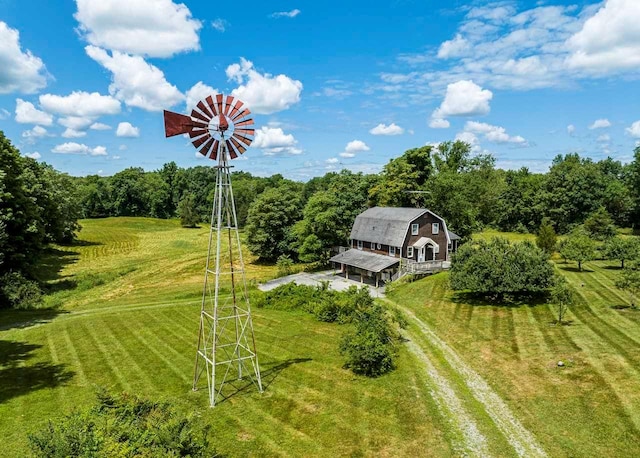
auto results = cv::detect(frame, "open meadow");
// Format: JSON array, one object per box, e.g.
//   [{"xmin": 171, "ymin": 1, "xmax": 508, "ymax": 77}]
[{"xmin": 1, "ymin": 218, "xmax": 640, "ymax": 457}]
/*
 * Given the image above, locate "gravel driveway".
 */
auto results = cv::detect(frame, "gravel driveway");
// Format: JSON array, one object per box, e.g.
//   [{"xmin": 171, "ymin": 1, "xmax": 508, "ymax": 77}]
[{"xmin": 258, "ymin": 270, "xmax": 385, "ymax": 297}]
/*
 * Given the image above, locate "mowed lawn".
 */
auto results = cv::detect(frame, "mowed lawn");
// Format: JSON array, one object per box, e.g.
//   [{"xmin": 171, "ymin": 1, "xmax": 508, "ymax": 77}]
[
  {"xmin": 0, "ymin": 218, "xmax": 454, "ymax": 457},
  {"xmin": 387, "ymin": 255, "xmax": 640, "ymax": 457}
]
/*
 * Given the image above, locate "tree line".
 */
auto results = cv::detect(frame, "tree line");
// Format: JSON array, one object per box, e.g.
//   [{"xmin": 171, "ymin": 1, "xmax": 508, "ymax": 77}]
[{"xmin": 3, "ymin": 129, "xmax": 640, "ymax": 305}]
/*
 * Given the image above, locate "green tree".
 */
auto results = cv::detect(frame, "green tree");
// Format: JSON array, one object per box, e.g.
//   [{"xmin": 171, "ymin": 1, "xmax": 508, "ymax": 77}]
[
  {"xmin": 560, "ymin": 227, "xmax": 596, "ymax": 271},
  {"xmin": 615, "ymin": 262, "xmax": 640, "ymax": 309},
  {"xmin": 550, "ymin": 275, "xmax": 575, "ymax": 324},
  {"xmin": 604, "ymin": 236, "xmax": 640, "ymax": 268},
  {"xmin": 340, "ymin": 302, "xmax": 397, "ymax": 377},
  {"xmin": 450, "ymin": 237, "xmax": 554, "ymax": 299},
  {"xmin": 245, "ymin": 185, "xmax": 303, "ymax": 261},
  {"xmin": 177, "ymin": 192, "xmax": 199, "ymax": 227},
  {"xmin": 276, "ymin": 254, "xmax": 294, "ymax": 276},
  {"xmin": 536, "ymin": 217, "xmax": 557, "ymax": 254},
  {"xmin": 583, "ymin": 206, "xmax": 616, "ymax": 240}
]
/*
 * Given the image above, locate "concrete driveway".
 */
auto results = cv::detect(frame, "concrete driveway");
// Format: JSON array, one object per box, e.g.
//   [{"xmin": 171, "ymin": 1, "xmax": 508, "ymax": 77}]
[{"xmin": 258, "ymin": 270, "xmax": 385, "ymax": 298}]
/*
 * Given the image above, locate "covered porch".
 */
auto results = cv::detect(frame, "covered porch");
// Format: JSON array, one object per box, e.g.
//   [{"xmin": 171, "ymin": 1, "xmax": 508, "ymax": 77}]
[{"xmin": 329, "ymin": 249, "xmax": 400, "ymax": 287}]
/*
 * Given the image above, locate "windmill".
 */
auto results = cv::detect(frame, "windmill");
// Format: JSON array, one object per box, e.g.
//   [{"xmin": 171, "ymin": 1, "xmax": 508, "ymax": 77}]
[{"xmin": 163, "ymin": 94, "xmax": 262, "ymax": 407}]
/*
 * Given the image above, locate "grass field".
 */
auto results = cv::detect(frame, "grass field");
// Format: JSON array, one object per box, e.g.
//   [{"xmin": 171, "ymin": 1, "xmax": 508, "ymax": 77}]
[
  {"xmin": 386, "ymin": 257, "xmax": 640, "ymax": 457},
  {"xmin": 2, "ymin": 219, "xmax": 639, "ymax": 456},
  {"xmin": 0, "ymin": 218, "xmax": 455, "ymax": 457}
]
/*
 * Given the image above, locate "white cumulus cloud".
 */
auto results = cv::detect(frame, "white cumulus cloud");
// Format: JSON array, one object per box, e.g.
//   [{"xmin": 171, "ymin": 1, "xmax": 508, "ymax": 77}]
[
  {"xmin": 15, "ymin": 99, "xmax": 53, "ymax": 125},
  {"xmin": 253, "ymin": 126, "xmax": 301, "ymax": 155},
  {"xmin": 370, "ymin": 123, "xmax": 404, "ymax": 135},
  {"xmin": 116, "ymin": 122, "xmax": 140, "ymax": 138},
  {"xmin": 86, "ymin": 46, "xmax": 184, "ymax": 111},
  {"xmin": 429, "ymin": 118, "xmax": 450, "ymax": 129},
  {"xmin": 40, "ymin": 91, "xmax": 120, "ymax": 117},
  {"xmin": 227, "ymin": 58, "xmax": 302, "ymax": 114},
  {"xmin": 74, "ymin": 0, "xmax": 202, "ymax": 58},
  {"xmin": 339, "ymin": 140, "xmax": 370, "ymax": 158},
  {"xmin": 52, "ymin": 142, "xmax": 107, "ymax": 156},
  {"xmin": 437, "ymin": 34, "xmax": 470, "ymax": 59},
  {"xmin": 432, "ymin": 80, "xmax": 493, "ymax": 121},
  {"xmin": 464, "ymin": 121, "xmax": 528, "ymax": 145},
  {"xmin": 58, "ymin": 116, "xmax": 94, "ymax": 130},
  {"xmin": 90, "ymin": 122, "xmax": 111, "ymax": 130},
  {"xmin": 185, "ymin": 81, "xmax": 218, "ymax": 112},
  {"xmin": 588, "ymin": 118, "xmax": 611, "ymax": 129},
  {"xmin": 567, "ymin": 0, "xmax": 640, "ymax": 73},
  {"xmin": 0, "ymin": 21, "xmax": 48, "ymax": 94},
  {"xmin": 22, "ymin": 125, "xmax": 48, "ymax": 139},
  {"xmin": 25, "ymin": 151, "xmax": 41, "ymax": 159},
  {"xmin": 62, "ymin": 128, "xmax": 87, "ymax": 138},
  {"xmin": 626, "ymin": 120, "xmax": 640, "ymax": 138}
]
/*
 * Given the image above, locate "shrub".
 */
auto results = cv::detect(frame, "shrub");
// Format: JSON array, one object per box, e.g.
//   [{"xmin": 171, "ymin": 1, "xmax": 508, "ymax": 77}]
[
  {"xmin": 536, "ymin": 217, "xmax": 557, "ymax": 254},
  {"xmin": 28, "ymin": 389, "xmax": 217, "ymax": 457},
  {"xmin": 340, "ymin": 303, "xmax": 398, "ymax": 377},
  {"xmin": 276, "ymin": 254, "xmax": 294, "ymax": 277},
  {"xmin": 0, "ymin": 272, "xmax": 43, "ymax": 309}
]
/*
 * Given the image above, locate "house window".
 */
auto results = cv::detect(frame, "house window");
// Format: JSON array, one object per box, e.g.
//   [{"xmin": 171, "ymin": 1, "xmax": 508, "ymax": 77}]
[
  {"xmin": 376, "ymin": 243, "xmax": 381, "ymax": 250},
  {"xmin": 432, "ymin": 222, "xmax": 440, "ymax": 235},
  {"xmin": 411, "ymin": 223, "xmax": 419, "ymax": 235},
  {"xmin": 357, "ymin": 240, "xmax": 363, "ymax": 250},
  {"xmin": 389, "ymin": 246, "xmax": 396, "ymax": 256},
  {"xmin": 407, "ymin": 246, "xmax": 414, "ymax": 258}
]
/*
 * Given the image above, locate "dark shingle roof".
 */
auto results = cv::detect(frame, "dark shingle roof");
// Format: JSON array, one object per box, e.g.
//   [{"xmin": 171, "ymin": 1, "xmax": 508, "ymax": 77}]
[
  {"xmin": 350, "ymin": 207, "xmax": 428, "ymax": 247},
  {"xmin": 447, "ymin": 230, "xmax": 461, "ymax": 240},
  {"xmin": 330, "ymin": 249, "xmax": 400, "ymax": 273}
]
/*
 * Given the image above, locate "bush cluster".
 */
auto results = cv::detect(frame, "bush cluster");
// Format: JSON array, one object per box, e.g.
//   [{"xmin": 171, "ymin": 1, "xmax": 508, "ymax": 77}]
[
  {"xmin": 256, "ymin": 284, "xmax": 399, "ymax": 376},
  {"xmin": 28, "ymin": 389, "xmax": 218, "ymax": 457}
]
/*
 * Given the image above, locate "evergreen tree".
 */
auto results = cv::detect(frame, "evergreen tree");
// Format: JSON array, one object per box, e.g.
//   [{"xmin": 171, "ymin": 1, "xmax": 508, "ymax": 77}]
[
  {"xmin": 536, "ymin": 217, "xmax": 557, "ymax": 254},
  {"xmin": 584, "ymin": 206, "xmax": 616, "ymax": 240}
]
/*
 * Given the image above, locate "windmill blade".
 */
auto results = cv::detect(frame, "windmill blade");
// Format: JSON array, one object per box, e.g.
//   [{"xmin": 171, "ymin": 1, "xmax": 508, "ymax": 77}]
[
  {"xmin": 198, "ymin": 136, "xmax": 216, "ymax": 157},
  {"xmin": 192, "ymin": 133, "xmax": 211, "ymax": 149},
  {"xmin": 234, "ymin": 118, "xmax": 254, "ymax": 128},
  {"xmin": 229, "ymin": 136, "xmax": 246, "ymax": 154},
  {"xmin": 228, "ymin": 100, "xmax": 243, "ymax": 119},
  {"xmin": 191, "ymin": 109, "xmax": 210, "ymax": 124},
  {"xmin": 197, "ymin": 100, "xmax": 213, "ymax": 118},
  {"xmin": 216, "ymin": 94, "xmax": 224, "ymax": 115},
  {"xmin": 164, "ymin": 110, "xmax": 193, "ymax": 137},
  {"xmin": 189, "ymin": 129, "xmax": 208, "ymax": 140},
  {"xmin": 232, "ymin": 108, "xmax": 251, "ymax": 121},
  {"xmin": 234, "ymin": 128, "xmax": 255, "ymax": 136},
  {"xmin": 206, "ymin": 95, "xmax": 218, "ymax": 116},
  {"xmin": 224, "ymin": 95, "xmax": 234, "ymax": 115},
  {"xmin": 225, "ymin": 139, "xmax": 239, "ymax": 159},
  {"xmin": 233, "ymin": 133, "xmax": 253, "ymax": 146},
  {"xmin": 209, "ymin": 139, "xmax": 220, "ymax": 161}
]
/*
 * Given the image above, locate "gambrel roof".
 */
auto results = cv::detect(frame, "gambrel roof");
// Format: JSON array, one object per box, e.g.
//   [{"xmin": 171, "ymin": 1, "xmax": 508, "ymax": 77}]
[{"xmin": 350, "ymin": 207, "xmax": 431, "ymax": 247}]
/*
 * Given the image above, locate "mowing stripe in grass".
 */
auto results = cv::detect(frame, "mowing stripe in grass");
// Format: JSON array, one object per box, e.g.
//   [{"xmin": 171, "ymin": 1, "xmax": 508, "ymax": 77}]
[
  {"xmin": 110, "ymin": 313, "xmax": 190, "ymax": 385},
  {"xmin": 399, "ymin": 303, "xmax": 547, "ymax": 458},
  {"xmin": 80, "ymin": 320, "xmax": 132, "ymax": 391},
  {"xmin": 61, "ymin": 327, "xmax": 87, "ymax": 386}
]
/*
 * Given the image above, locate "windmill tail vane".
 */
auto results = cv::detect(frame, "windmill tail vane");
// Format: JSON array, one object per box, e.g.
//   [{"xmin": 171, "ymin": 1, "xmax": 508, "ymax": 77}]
[{"xmin": 163, "ymin": 93, "xmax": 262, "ymax": 407}]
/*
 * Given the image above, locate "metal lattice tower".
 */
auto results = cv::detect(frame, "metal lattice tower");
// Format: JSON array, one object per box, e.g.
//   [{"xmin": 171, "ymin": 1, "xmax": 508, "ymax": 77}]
[{"xmin": 163, "ymin": 93, "xmax": 262, "ymax": 407}]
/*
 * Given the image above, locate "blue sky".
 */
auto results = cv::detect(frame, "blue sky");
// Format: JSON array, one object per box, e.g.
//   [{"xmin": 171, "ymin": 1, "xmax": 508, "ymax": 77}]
[{"xmin": 1, "ymin": 0, "xmax": 640, "ymax": 180}]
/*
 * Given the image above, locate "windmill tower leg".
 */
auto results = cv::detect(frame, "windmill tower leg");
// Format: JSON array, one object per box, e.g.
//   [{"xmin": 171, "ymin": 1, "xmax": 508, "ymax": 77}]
[{"xmin": 193, "ymin": 143, "xmax": 263, "ymax": 407}]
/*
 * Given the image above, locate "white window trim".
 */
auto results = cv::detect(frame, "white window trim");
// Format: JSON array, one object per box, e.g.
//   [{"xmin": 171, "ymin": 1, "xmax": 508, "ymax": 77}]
[
  {"xmin": 407, "ymin": 246, "xmax": 414, "ymax": 258},
  {"xmin": 389, "ymin": 246, "xmax": 396, "ymax": 256},
  {"xmin": 357, "ymin": 240, "xmax": 363, "ymax": 250},
  {"xmin": 432, "ymin": 222, "xmax": 440, "ymax": 235},
  {"xmin": 411, "ymin": 223, "xmax": 419, "ymax": 235}
]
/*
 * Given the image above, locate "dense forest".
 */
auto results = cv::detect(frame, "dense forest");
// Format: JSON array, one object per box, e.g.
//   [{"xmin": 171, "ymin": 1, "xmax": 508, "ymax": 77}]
[{"xmin": 2, "ymin": 130, "xmax": 640, "ymax": 305}]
